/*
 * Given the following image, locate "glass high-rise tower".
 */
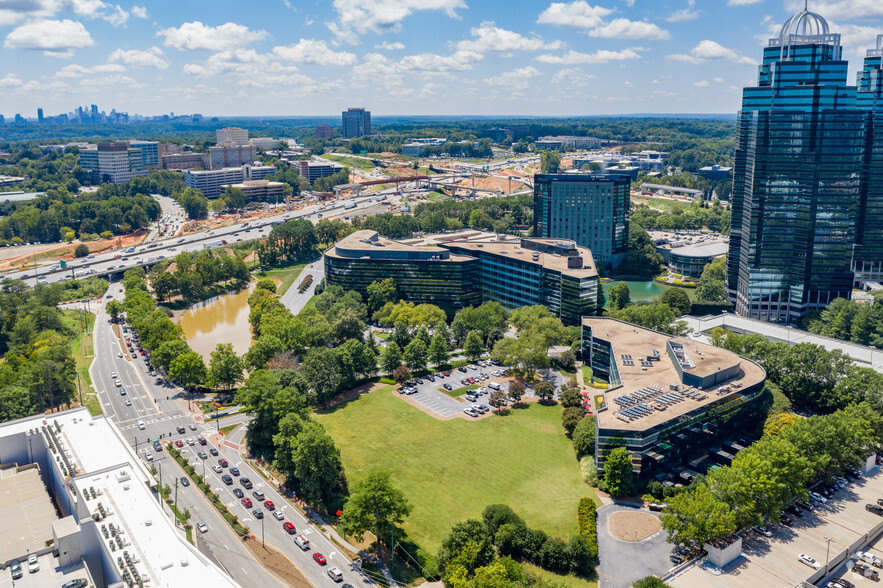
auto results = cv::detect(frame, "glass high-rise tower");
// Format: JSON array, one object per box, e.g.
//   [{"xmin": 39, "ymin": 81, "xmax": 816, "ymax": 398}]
[{"xmin": 728, "ymin": 9, "xmax": 883, "ymax": 323}]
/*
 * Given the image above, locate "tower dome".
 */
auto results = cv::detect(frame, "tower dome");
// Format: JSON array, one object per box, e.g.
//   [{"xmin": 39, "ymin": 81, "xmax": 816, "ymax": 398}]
[{"xmin": 779, "ymin": 9, "xmax": 830, "ymax": 41}]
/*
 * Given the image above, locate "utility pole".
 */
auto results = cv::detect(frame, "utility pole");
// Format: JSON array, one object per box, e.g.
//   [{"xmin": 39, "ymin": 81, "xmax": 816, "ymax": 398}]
[
  {"xmin": 261, "ymin": 515, "xmax": 265, "ymax": 547},
  {"xmin": 158, "ymin": 462, "xmax": 163, "ymax": 511},
  {"xmin": 174, "ymin": 477, "xmax": 179, "ymax": 525},
  {"xmin": 823, "ymin": 536, "xmax": 834, "ymax": 574}
]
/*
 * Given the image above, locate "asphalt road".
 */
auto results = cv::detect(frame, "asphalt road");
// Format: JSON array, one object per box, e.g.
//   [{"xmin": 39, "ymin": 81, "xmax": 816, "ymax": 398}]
[
  {"xmin": 5, "ymin": 189, "xmax": 406, "ymax": 288},
  {"xmin": 280, "ymin": 256, "xmax": 325, "ymax": 315},
  {"xmin": 596, "ymin": 503, "xmax": 675, "ymax": 588},
  {"xmin": 91, "ymin": 293, "xmax": 375, "ymax": 588}
]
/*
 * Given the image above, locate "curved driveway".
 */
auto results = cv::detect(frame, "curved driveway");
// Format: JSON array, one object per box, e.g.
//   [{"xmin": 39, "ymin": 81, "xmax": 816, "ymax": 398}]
[{"xmin": 597, "ymin": 503, "xmax": 675, "ymax": 588}]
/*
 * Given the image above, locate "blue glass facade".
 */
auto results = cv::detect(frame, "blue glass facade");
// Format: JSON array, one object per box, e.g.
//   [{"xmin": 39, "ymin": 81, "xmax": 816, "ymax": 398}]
[{"xmin": 728, "ymin": 13, "xmax": 883, "ymax": 323}]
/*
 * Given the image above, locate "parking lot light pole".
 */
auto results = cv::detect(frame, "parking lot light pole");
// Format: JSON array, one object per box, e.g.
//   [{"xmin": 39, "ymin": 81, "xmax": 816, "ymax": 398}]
[{"xmin": 824, "ymin": 536, "xmax": 834, "ymax": 574}]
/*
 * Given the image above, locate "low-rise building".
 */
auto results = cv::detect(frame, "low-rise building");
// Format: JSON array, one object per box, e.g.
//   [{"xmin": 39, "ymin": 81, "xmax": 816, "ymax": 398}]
[
  {"xmin": 295, "ymin": 159, "xmax": 344, "ymax": 183},
  {"xmin": 582, "ymin": 317, "xmax": 767, "ymax": 477},
  {"xmin": 224, "ymin": 179, "xmax": 285, "ymax": 202},
  {"xmin": 667, "ymin": 241, "xmax": 729, "ymax": 277},
  {"xmin": 250, "ymin": 137, "xmax": 282, "ymax": 150},
  {"xmin": 209, "ymin": 144, "xmax": 257, "ymax": 169},
  {"xmin": 184, "ymin": 164, "xmax": 276, "ymax": 198},
  {"xmin": 697, "ymin": 164, "xmax": 733, "ymax": 182},
  {"xmin": 324, "ymin": 231, "xmax": 600, "ymax": 324},
  {"xmin": 324, "ymin": 230, "xmax": 481, "ymax": 315},
  {"xmin": 0, "ymin": 408, "xmax": 239, "ymax": 587},
  {"xmin": 162, "ymin": 152, "xmax": 209, "ymax": 170}
]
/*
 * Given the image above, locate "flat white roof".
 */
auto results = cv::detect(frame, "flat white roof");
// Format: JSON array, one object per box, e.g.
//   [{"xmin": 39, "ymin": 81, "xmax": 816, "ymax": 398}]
[{"xmin": 0, "ymin": 409, "xmax": 239, "ymax": 587}]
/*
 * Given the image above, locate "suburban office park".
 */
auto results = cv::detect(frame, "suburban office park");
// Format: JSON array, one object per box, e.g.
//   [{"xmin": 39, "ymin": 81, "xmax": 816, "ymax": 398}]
[{"xmin": 314, "ymin": 384, "xmax": 596, "ymax": 554}]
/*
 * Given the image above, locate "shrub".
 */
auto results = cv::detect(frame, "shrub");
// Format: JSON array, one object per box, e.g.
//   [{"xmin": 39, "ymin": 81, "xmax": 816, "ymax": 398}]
[
  {"xmin": 74, "ymin": 244, "xmax": 90, "ymax": 257},
  {"xmin": 580, "ymin": 456, "xmax": 598, "ymax": 487},
  {"xmin": 577, "ymin": 497, "xmax": 598, "ymax": 560}
]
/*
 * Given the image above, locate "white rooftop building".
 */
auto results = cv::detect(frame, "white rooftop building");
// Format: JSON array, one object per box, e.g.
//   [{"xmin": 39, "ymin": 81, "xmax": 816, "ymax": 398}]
[{"xmin": 0, "ymin": 408, "xmax": 239, "ymax": 588}]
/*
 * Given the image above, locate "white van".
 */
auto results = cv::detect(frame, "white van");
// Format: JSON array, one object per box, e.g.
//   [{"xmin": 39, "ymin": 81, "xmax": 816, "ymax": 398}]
[
  {"xmin": 138, "ymin": 420, "xmax": 145, "ymax": 430},
  {"xmin": 488, "ymin": 382, "xmax": 501, "ymax": 391},
  {"xmin": 294, "ymin": 535, "xmax": 309, "ymax": 550},
  {"xmin": 327, "ymin": 567, "xmax": 343, "ymax": 582}
]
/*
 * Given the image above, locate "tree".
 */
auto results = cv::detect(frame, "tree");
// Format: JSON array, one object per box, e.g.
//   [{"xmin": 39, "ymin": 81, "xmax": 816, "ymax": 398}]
[
  {"xmin": 366, "ymin": 278, "xmax": 397, "ymax": 313},
  {"xmin": 659, "ymin": 288, "xmax": 691, "ymax": 316},
  {"xmin": 608, "ymin": 281, "xmax": 631, "ymax": 310},
  {"xmin": 255, "ymin": 278, "xmax": 277, "ymax": 293},
  {"xmin": 152, "ymin": 272, "xmax": 178, "ymax": 301},
  {"xmin": 534, "ymin": 381, "xmax": 555, "ymax": 402},
  {"xmin": 339, "ymin": 471, "xmax": 412, "ymax": 555},
  {"xmin": 437, "ymin": 519, "xmax": 491, "ymax": 574},
  {"xmin": 429, "ymin": 331, "xmax": 450, "ymax": 367},
  {"xmin": 695, "ymin": 257, "xmax": 727, "ymax": 302},
  {"xmin": 604, "ymin": 446, "xmax": 634, "ymax": 496},
  {"xmin": 208, "ymin": 343, "xmax": 244, "ymax": 391},
  {"xmin": 393, "ymin": 365, "xmax": 412, "ymax": 384},
  {"xmin": 106, "ymin": 299, "xmax": 124, "ymax": 322},
  {"xmin": 660, "ymin": 483, "xmax": 738, "ymax": 548},
  {"xmin": 508, "ymin": 380, "xmax": 525, "ymax": 404},
  {"xmin": 74, "ymin": 244, "xmax": 89, "ymax": 258},
  {"xmin": 169, "ymin": 351, "xmax": 206, "ymax": 389},
  {"xmin": 380, "ymin": 341, "xmax": 402, "ymax": 375},
  {"xmin": 633, "ymin": 577, "xmax": 672, "ymax": 588},
  {"xmin": 489, "ymin": 389, "xmax": 508, "ymax": 411},
  {"xmin": 464, "ymin": 330, "xmax": 484, "ymax": 362},
  {"xmin": 289, "ymin": 421, "xmax": 347, "ymax": 505},
  {"xmin": 153, "ymin": 338, "xmax": 191, "ymax": 371},
  {"xmin": 540, "ymin": 151, "xmax": 561, "ymax": 173},
  {"xmin": 572, "ymin": 416, "xmax": 596, "ymax": 459},
  {"xmin": 403, "ymin": 339, "xmax": 428, "ymax": 371},
  {"xmin": 560, "ymin": 384, "xmax": 582, "ymax": 408},
  {"xmin": 562, "ymin": 407, "xmax": 584, "ymax": 436}
]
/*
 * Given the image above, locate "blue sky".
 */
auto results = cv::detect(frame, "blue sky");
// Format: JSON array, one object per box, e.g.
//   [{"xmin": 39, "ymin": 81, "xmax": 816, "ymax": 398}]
[{"xmin": 1, "ymin": 0, "xmax": 882, "ymax": 118}]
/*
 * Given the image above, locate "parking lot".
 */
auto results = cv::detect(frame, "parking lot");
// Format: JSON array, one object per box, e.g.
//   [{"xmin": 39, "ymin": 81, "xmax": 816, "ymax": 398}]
[
  {"xmin": 395, "ymin": 360, "xmax": 511, "ymax": 419},
  {"xmin": 669, "ymin": 467, "xmax": 883, "ymax": 588}
]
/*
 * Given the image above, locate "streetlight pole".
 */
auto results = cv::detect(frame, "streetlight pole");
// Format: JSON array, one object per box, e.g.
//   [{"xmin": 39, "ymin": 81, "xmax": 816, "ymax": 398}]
[
  {"xmin": 823, "ymin": 535, "xmax": 834, "ymax": 574},
  {"xmin": 261, "ymin": 515, "xmax": 265, "ymax": 547},
  {"xmin": 174, "ymin": 478, "xmax": 179, "ymax": 526}
]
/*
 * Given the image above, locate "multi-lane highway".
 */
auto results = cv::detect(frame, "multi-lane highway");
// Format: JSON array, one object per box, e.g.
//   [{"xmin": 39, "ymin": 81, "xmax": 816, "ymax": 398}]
[
  {"xmin": 5, "ymin": 190, "xmax": 404, "ymax": 288},
  {"xmin": 89, "ymin": 289, "xmax": 374, "ymax": 588}
]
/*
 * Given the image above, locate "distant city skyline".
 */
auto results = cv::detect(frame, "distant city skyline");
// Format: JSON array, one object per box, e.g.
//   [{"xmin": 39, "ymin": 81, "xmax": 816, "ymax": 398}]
[{"xmin": 1, "ymin": 1, "xmax": 883, "ymax": 116}]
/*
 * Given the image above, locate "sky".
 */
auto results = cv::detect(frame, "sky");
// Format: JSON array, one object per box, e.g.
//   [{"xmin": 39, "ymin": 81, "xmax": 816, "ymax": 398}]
[{"xmin": 1, "ymin": 0, "xmax": 883, "ymax": 118}]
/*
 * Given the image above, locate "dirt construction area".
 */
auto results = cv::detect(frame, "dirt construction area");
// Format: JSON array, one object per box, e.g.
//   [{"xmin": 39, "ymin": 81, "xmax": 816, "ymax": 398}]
[
  {"xmin": 669, "ymin": 466, "xmax": 883, "ymax": 588},
  {"xmin": 243, "ymin": 536, "xmax": 312, "ymax": 588},
  {"xmin": 608, "ymin": 511, "xmax": 662, "ymax": 542}
]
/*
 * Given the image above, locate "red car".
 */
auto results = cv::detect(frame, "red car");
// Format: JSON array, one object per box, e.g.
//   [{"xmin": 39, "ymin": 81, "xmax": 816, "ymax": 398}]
[
  {"xmin": 175, "ymin": 440, "xmax": 184, "ymax": 448},
  {"xmin": 241, "ymin": 497, "xmax": 253, "ymax": 508},
  {"xmin": 283, "ymin": 522, "xmax": 295, "ymax": 534},
  {"xmin": 313, "ymin": 553, "xmax": 327, "ymax": 565},
  {"xmin": 218, "ymin": 458, "xmax": 228, "ymax": 468},
  {"xmin": 265, "ymin": 500, "xmax": 275, "ymax": 510},
  {"xmin": 780, "ymin": 514, "xmax": 794, "ymax": 526}
]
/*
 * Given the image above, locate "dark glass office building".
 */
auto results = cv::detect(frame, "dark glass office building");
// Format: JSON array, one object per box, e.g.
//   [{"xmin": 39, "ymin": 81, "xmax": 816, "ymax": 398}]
[
  {"xmin": 533, "ymin": 174, "xmax": 630, "ymax": 268},
  {"xmin": 728, "ymin": 11, "xmax": 883, "ymax": 322}
]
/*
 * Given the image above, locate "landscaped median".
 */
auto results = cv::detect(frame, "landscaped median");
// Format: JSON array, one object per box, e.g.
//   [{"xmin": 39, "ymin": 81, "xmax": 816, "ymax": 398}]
[{"xmin": 166, "ymin": 444, "xmax": 250, "ymax": 536}]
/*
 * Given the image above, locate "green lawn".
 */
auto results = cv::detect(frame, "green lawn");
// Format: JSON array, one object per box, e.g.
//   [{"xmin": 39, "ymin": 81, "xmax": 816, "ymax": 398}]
[
  {"xmin": 439, "ymin": 384, "xmax": 477, "ymax": 398},
  {"xmin": 522, "ymin": 564, "xmax": 597, "ymax": 588},
  {"xmin": 63, "ymin": 310, "xmax": 101, "ymax": 415},
  {"xmin": 256, "ymin": 262, "xmax": 305, "ymax": 296},
  {"xmin": 314, "ymin": 386, "xmax": 594, "ymax": 553},
  {"xmin": 323, "ymin": 154, "xmax": 377, "ymax": 171}
]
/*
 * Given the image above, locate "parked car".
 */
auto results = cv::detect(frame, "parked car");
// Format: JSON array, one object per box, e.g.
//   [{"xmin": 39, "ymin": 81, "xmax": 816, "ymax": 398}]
[
  {"xmin": 753, "ymin": 526, "xmax": 772, "ymax": 537},
  {"xmin": 810, "ymin": 491, "xmax": 827, "ymax": 504},
  {"xmin": 27, "ymin": 554, "xmax": 38, "ymax": 573},
  {"xmin": 866, "ymin": 503, "xmax": 883, "ymax": 515},
  {"xmin": 798, "ymin": 553, "xmax": 821, "ymax": 569},
  {"xmin": 9, "ymin": 561, "xmax": 22, "ymax": 579},
  {"xmin": 648, "ymin": 502, "xmax": 666, "ymax": 512},
  {"xmin": 443, "ymin": 384, "xmax": 453, "ymax": 391},
  {"xmin": 780, "ymin": 514, "xmax": 794, "ymax": 526}
]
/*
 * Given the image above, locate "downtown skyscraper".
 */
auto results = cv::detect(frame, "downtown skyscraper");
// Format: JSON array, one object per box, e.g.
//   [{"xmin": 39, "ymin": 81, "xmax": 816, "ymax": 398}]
[{"xmin": 727, "ymin": 9, "xmax": 883, "ymax": 323}]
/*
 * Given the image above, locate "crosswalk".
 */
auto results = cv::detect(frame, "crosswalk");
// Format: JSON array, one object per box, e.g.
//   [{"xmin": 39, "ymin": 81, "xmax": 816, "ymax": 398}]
[{"xmin": 119, "ymin": 416, "xmax": 215, "ymax": 432}]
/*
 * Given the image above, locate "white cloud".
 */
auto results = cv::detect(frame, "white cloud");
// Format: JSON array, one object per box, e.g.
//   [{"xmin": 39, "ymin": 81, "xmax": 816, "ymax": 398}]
[
  {"xmin": 538, "ymin": 1, "xmax": 669, "ymax": 40},
  {"xmin": 399, "ymin": 49, "xmax": 483, "ymax": 72},
  {"xmin": 536, "ymin": 47, "xmax": 642, "ymax": 64},
  {"xmin": 693, "ymin": 80, "xmax": 709, "ymax": 87},
  {"xmin": 537, "ymin": 1, "xmax": 613, "ymax": 29},
  {"xmin": 330, "ymin": 0, "xmax": 466, "ymax": 35},
  {"xmin": 375, "ymin": 41, "xmax": 405, "ymax": 50},
  {"xmin": 487, "ymin": 66, "xmax": 540, "ymax": 90},
  {"xmin": 0, "ymin": 74, "xmax": 24, "ymax": 87},
  {"xmin": 713, "ymin": 76, "xmax": 724, "ymax": 83},
  {"xmin": 728, "ymin": 0, "xmax": 762, "ymax": 5},
  {"xmin": 551, "ymin": 67, "xmax": 594, "ymax": 83},
  {"xmin": 669, "ymin": 40, "xmax": 755, "ymax": 65},
  {"xmin": 183, "ymin": 49, "xmax": 272, "ymax": 77},
  {"xmin": 273, "ymin": 39, "xmax": 358, "ymax": 66},
  {"xmin": 0, "ymin": 0, "xmax": 129, "ymax": 27},
  {"xmin": 589, "ymin": 18, "xmax": 670, "ymax": 40},
  {"xmin": 67, "ymin": 0, "xmax": 129, "ymax": 27},
  {"xmin": 788, "ymin": 0, "xmax": 883, "ymax": 19},
  {"xmin": 131, "ymin": 5, "xmax": 148, "ymax": 19},
  {"xmin": 4, "ymin": 19, "xmax": 95, "ymax": 55},
  {"xmin": 158, "ymin": 21, "xmax": 268, "ymax": 51},
  {"xmin": 667, "ymin": 0, "xmax": 699, "ymax": 22},
  {"xmin": 55, "ymin": 62, "xmax": 126, "ymax": 78},
  {"xmin": 108, "ymin": 47, "xmax": 169, "ymax": 69},
  {"xmin": 458, "ymin": 21, "xmax": 564, "ymax": 52},
  {"xmin": 624, "ymin": 80, "xmax": 635, "ymax": 88}
]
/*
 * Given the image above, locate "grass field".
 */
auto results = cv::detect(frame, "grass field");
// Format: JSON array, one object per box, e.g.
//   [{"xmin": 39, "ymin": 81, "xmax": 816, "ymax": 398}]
[
  {"xmin": 522, "ymin": 564, "xmax": 597, "ymax": 588},
  {"xmin": 439, "ymin": 384, "xmax": 477, "ymax": 398},
  {"xmin": 324, "ymin": 154, "xmax": 377, "ymax": 171},
  {"xmin": 314, "ymin": 385, "xmax": 594, "ymax": 553},
  {"xmin": 62, "ymin": 310, "xmax": 101, "ymax": 415},
  {"xmin": 256, "ymin": 262, "xmax": 305, "ymax": 296}
]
